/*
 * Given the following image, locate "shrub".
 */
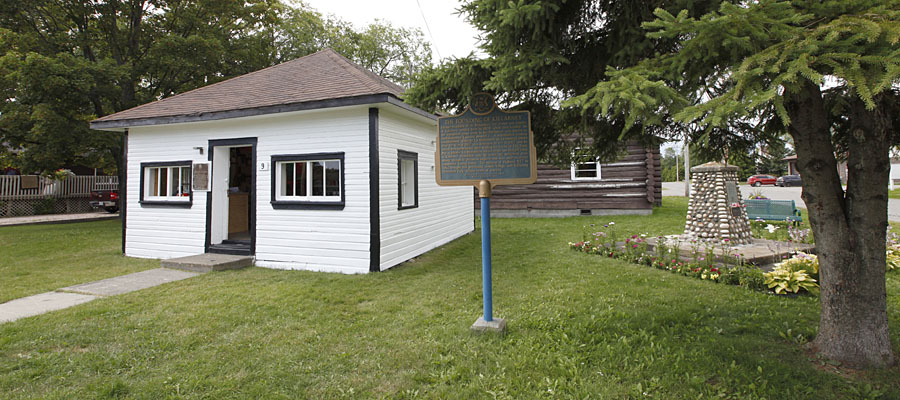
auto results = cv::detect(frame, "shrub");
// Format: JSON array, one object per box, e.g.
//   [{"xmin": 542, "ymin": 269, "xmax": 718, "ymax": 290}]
[
  {"xmin": 720, "ymin": 265, "xmax": 767, "ymax": 291},
  {"xmin": 33, "ymin": 197, "xmax": 57, "ymax": 215},
  {"xmin": 764, "ymin": 266, "xmax": 818, "ymax": 295}
]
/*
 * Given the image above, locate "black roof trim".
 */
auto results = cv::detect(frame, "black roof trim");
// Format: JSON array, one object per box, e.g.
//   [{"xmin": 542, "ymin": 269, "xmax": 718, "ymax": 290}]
[{"xmin": 90, "ymin": 93, "xmax": 437, "ymax": 130}]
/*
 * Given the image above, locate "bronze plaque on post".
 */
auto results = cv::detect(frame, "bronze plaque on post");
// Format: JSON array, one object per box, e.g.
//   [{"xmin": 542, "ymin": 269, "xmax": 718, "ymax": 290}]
[{"xmin": 435, "ymin": 93, "xmax": 537, "ymax": 188}]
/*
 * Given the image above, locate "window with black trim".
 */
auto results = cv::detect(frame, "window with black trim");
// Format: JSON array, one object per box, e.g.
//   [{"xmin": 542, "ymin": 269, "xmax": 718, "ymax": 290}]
[
  {"xmin": 398, "ymin": 150, "xmax": 418, "ymax": 209},
  {"xmin": 140, "ymin": 161, "xmax": 193, "ymax": 205},
  {"xmin": 271, "ymin": 153, "xmax": 344, "ymax": 209}
]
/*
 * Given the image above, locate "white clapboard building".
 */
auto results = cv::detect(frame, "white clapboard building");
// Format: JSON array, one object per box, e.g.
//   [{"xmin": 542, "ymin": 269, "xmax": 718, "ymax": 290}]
[{"xmin": 91, "ymin": 49, "xmax": 473, "ymax": 273}]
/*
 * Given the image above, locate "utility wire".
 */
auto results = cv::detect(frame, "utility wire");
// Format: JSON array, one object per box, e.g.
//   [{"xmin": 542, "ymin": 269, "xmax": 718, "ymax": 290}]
[{"xmin": 415, "ymin": 0, "xmax": 442, "ymax": 60}]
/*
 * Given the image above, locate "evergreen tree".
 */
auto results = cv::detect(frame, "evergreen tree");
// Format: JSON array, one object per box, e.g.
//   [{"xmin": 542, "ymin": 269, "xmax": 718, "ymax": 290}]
[{"xmin": 409, "ymin": 0, "xmax": 899, "ymax": 368}]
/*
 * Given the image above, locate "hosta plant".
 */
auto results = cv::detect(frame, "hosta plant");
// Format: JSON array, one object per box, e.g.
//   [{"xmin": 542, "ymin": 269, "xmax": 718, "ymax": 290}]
[
  {"xmin": 764, "ymin": 266, "xmax": 819, "ymax": 295},
  {"xmin": 776, "ymin": 252, "xmax": 818, "ymax": 279},
  {"xmin": 886, "ymin": 245, "xmax": 900, "ymax": 273}
]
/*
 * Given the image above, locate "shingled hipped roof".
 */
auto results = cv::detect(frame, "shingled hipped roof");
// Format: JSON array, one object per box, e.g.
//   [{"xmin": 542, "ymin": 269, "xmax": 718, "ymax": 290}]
[{"xmin": 91, "ymin": 49, "xmax": 417, "ymax": 129}]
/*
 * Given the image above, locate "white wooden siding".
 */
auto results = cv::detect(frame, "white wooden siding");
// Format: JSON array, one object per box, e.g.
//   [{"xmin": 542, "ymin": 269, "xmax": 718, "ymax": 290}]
[
  {"xmin": 377, "ymin": 107, "xmax": 474, "ymax": 270},
  {"xmin": 126, "ymin": 127, "xmax": 209, "ymax": 259},
  {"xmin": 126, "ymin": 106, "xmax": 372, "ymax": 273}
]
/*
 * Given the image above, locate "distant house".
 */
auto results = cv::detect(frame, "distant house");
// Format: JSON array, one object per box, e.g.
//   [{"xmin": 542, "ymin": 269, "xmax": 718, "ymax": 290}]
[
  {"xmin": 783, "ymin": 154, "xmax": 848, "ymax": 184},
  {"xmin": 90, "ymin": 49, "xmax": 473, "ymax": 274},
  {"xmin": 783, "ymin": 154, "xmax": 799, "ymax": 176},
  {"xmin": 475, "ymin": 142, "xmax": 662, "ymax": 217}
]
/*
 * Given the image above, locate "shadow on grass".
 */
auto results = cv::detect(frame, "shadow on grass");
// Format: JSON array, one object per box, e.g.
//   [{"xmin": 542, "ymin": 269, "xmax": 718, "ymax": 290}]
[{"xmin": 1, "ymin": 197, "xmax": 897, "ymax": 399}]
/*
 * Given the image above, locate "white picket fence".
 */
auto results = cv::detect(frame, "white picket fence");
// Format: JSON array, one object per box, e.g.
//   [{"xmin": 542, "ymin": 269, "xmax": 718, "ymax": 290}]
[
  {"xmin": 0, "ymin": 175, "xmax": 118, "ymax": 200},
  {"xmin": 0, "ymin": 175, "xmax": 119, "ymax": 217}
]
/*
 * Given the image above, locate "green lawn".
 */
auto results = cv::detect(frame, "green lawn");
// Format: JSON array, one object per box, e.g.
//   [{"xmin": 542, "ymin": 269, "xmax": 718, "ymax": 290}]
[
  {"xmin": 0, "ymin": 219, "xmax": 158, "ymax": 303},
  {"xmin": 1, "ymin": 198, "xmax": 898, "ymax": 399},
  {"xmin": 890, "ymin": 188, "xmax": 900, "ymax": 199}
]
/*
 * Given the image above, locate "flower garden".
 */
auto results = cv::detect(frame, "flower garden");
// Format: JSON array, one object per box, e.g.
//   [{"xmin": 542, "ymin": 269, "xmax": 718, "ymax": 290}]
[{"xmin": 570, "ymin": 221, "xmax": 899, "ymax": 296}]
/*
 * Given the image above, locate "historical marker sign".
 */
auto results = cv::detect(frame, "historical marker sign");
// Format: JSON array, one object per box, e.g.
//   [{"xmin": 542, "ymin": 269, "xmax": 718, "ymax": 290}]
[{"xmin": 436, "ymin": 93, "xmax": 537, "ymax": 187}]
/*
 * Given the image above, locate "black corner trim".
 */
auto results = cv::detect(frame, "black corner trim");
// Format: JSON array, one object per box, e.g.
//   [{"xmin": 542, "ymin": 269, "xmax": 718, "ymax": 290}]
[
  {"xmin": 369, "ymin": 107, "xmax": 381, "ymax": 272},
  {"xmin": 121, "ymin": 129, "xmax": 128, "ymax": 254},
  {"xmin": 397, "ymin": 150, "xmax": 419, "ymax": 210},
  {"xmin": 269, "ymin": 152, "xmax": 346, "ymax": 209},
  {"xmin": 138, "ymin": 160, "xmax": 194, "ymax": 207}
]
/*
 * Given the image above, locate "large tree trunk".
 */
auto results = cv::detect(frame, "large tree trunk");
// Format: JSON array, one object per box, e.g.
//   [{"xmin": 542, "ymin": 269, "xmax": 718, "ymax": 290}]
[{"xmin": 787, "ymin": 82, "xmax": 896, "ymax": 368}]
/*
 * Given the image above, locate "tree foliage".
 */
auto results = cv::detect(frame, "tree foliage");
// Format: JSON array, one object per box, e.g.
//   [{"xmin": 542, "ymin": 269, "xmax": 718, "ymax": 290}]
[
  {"xmin": 406, "ymin": 0, "xmax": 729, "ymax": 164},
  {"xmin": 0, "ymin": 0, "xmax": 432, "ymax": 174},
  {"xmin": 412, "ymin": 0, "xmax": 900, "ymax": 368}
]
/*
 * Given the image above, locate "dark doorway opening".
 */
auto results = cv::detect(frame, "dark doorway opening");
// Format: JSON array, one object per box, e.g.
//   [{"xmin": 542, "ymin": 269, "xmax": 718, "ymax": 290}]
[{"xmin": 206, "ymin": 137, "xmax": 257, "ymax": 256}]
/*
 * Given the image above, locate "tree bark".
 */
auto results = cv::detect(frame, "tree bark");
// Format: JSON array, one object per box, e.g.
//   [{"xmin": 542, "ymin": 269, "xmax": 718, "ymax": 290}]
[{"xmin": 787, "ymin": 81, "xmax": 896, "ymax": 368}]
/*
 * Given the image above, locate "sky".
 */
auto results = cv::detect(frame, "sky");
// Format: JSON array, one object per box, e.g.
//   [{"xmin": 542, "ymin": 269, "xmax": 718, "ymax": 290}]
[{"xmin": 300, "ymin": 0, "xmax": 483, "ymax": 63}]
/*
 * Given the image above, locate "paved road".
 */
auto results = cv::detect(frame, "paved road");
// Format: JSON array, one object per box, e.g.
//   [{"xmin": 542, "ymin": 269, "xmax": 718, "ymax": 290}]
[{"xmin": 662, "ymin": 181, "xmax": 900, "ymax": 222}]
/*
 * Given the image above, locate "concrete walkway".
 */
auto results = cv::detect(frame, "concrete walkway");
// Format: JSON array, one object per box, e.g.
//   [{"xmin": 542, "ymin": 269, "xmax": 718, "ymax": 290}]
[
  {"xmin": 0, "ymin": 211, "xmax": 119, "ymax": 227},
  {"xmin": 0, "ymin": 268, "xmax": 200, "ymax": 323}
]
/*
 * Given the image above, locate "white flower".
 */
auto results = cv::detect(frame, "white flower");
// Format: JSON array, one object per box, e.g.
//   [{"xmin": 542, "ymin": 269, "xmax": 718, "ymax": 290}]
[
  {"xmin": 609, "ymin": 222, "xmax": 615, "ymax": 225},
  {"xmin": 766, "ymin": 224, "xmax": 777, "ymax": 233}
]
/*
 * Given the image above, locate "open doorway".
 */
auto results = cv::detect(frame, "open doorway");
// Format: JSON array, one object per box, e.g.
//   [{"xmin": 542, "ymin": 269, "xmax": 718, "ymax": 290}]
[{"xmin": 207, "ymin": 138, "xmax": 256, "ymax": 255}]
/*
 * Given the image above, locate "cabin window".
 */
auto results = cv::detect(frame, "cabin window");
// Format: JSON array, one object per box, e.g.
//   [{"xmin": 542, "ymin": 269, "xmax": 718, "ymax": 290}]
[
  {"xmin": 271, "ymin": 152, "xmax": 344, "ymax": 209},
  {"xmin": 398, "ymin": 150, "xmax": 418, "ymax": 209},
  {"xmin": 140, "ymin": 161, "xmax": 193, "ymax": 206},
  {"xmin": 571, "ymin": 154, "xmax": 602, "ymax": 180}
]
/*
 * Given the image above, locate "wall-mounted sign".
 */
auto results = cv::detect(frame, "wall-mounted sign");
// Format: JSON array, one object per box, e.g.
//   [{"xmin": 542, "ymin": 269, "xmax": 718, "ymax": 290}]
[
  {"xmin": 258, "ymin": 161, "xmax": 269, "ymax": 171},
  {"xmin": 435, "ymin": 93, "xmax": 537, "ymax": 187},
  {"xmin": 192, "ymin": 162, "xmax": 210, "ymax": 191}
]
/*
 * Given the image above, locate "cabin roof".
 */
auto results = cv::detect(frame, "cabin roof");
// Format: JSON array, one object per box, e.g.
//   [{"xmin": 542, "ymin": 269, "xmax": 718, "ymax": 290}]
[{"xmin": 91, "ymin": 49, "xmax": 428, "ymax": 130}]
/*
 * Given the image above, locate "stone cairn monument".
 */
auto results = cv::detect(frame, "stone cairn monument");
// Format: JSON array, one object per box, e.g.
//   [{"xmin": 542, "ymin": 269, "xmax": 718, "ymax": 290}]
[{"xmin": 683, "ymin": 162, "xmax": 752, "ymax": 244}]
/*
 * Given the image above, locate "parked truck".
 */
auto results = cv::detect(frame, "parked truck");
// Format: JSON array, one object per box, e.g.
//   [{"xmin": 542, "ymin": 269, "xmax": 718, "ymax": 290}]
[{"xmin": 89, "ymin": 189, "xmax": 119, "ymax": 213}]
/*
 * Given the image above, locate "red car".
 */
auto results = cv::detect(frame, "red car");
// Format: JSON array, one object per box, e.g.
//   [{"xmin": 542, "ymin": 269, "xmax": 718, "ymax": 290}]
[{"xmin": 747, "ymin": 174, "xmax": 776, "ymax": 186}]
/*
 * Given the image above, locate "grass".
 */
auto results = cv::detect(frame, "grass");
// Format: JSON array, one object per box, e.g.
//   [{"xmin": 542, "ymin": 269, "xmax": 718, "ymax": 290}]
[
  {"xmin": 890, "ymin": 189, "xmax": 900, "ymax": 199},
  {"xmin": 0, "ymin": 219, "xmax": 158, "ymax": 303},
  {"xmin": 1, "ymin": 197, "xmax": 898, "ymax": 399}
]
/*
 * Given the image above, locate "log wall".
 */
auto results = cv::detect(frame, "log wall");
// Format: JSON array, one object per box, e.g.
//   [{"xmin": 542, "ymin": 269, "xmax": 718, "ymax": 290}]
[{"xmin": 475, "ymin": 143, "xmax": 662, "ymax": 214}]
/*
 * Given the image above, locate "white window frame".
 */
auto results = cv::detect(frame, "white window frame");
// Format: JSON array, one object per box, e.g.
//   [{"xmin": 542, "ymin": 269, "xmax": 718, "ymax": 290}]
[
  {"xmin": 398, "ymin": 150, "xmax": 418, "ymax": 209},
  {"xmin": 570, "ymin": 153, "xmax": 602, "ymax": 181},
  {"xmin": 271, "ymin": 153, "xmax": 344, "ymax": 207},
  {"xmin": 141, "ymin": 162, "xmax": 192, "ymax": 204}
]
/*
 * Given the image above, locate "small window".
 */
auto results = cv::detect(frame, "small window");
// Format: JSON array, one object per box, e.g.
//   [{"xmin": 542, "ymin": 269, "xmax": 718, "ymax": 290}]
[
  {"xmin": 571, "ymin": 153, "xmax": 601, "ymax": 180},
  {"xmin": 271, "ymin": 153, "xmax": 344, "ymax": 209},
  {"xmin": 398, "ymin": 150, "xmax": 418, "ymax": 209},
  {"xmin": 140, "ymin": 161, "xmax": 192, "ymax": 206}
]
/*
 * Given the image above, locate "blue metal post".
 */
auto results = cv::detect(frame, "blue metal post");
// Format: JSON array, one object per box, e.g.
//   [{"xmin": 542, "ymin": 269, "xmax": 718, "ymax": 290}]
[{"xmin": 481, "ymin": 196, "xmax": 493, "ymax": 321}]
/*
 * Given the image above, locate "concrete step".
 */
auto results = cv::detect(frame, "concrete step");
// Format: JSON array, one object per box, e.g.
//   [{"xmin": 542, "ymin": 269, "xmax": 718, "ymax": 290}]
[{"xmin": 161, "ymin": 253, "xmax": 253, "ymax": 272}]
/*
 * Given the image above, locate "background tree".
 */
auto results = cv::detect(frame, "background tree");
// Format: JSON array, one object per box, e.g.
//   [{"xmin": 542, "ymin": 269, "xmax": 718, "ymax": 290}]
[
  {"xmin": 406, "ymin": 0, "xmax": 733, "ymax": 165},
  {"xmin": 0, "ymin": 0, "xmax": 283, "ymax": 175},
  {"xmin": 408, "ymin": 0, "xmax": 899, "ymax": 368},
  {"xmin": 0, "ymin": 0, "xmax": 432, "ymax": 175},
  {"xmin": 756, "ymin": 139, "xmax": 790, "ymax": 176}
]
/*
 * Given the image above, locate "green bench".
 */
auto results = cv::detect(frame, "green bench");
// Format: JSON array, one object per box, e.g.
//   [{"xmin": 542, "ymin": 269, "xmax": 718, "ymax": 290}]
[{"xmin": 745, "ymin": 199, "xmax": 802, "ymax": 223}]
